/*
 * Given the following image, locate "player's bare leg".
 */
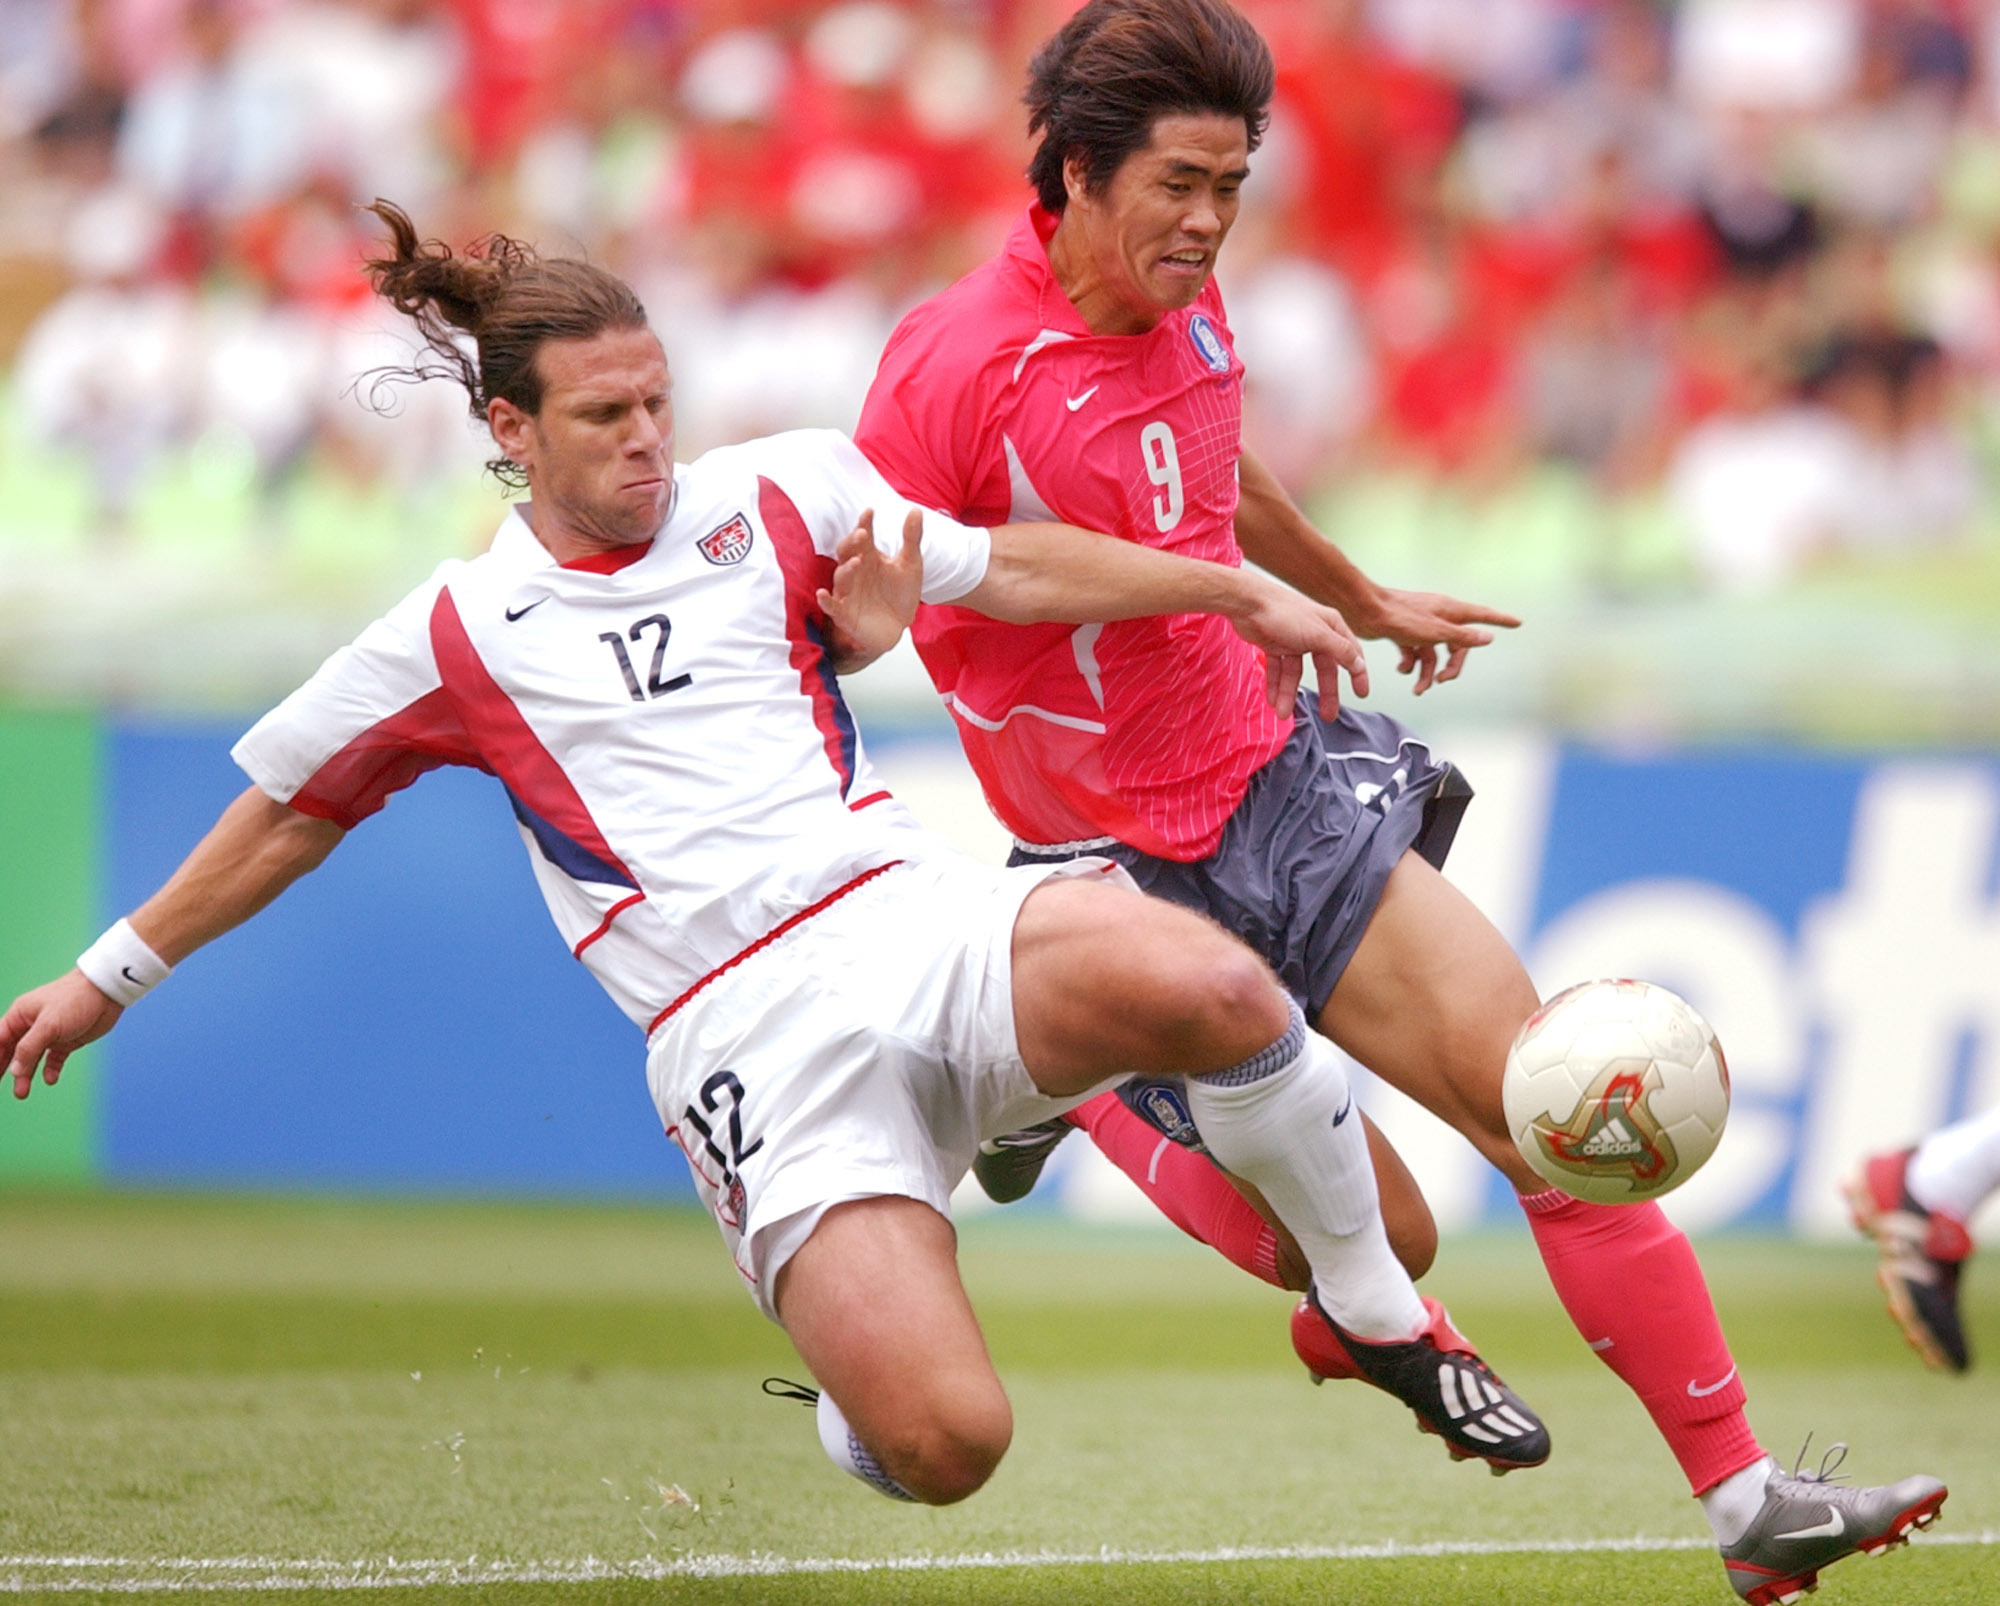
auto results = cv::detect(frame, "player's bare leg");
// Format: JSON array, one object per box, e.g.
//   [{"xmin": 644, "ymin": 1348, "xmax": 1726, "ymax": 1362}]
[
  {"xmin": 1011, "ymin": 874, "xmax": 1292, "ymax": 1089},
  {"xmin": 1321, "ymin": 849, "xmax": 1945, "ymax": 1588},
  {"xmin": 775, "ymin": 1196, "xmax": 1010, "ymax": 1504},
  {"xmin": 1315, "ymin": 852, "xmax": 1539, "ymax": 1188},
  {"xmin": 772, "ymin": 880, "xmax": 1332, "ymax": 1506}
]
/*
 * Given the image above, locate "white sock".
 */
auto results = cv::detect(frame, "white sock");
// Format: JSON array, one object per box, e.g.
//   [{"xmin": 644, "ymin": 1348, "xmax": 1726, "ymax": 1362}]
[
  {"xmin": 815, "ymin": 1388, "xmax": 916, "ymax": 1502},
  {"xmin": 1906, "ymin": 1104, "xmax": 2000, "ymax": 1224},
  {"xmin": 1184, "ymin": 1004, "xmax": 1426, "ymax": 1342},
  {"xmin": 1700, "ymin": 1455, "xmax": 1777, "ymax": 1546}
]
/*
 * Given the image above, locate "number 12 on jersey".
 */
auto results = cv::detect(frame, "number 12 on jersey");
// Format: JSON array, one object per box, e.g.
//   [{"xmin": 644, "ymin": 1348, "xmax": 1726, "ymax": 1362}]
[
  {"xmin": 1141, "ymin": 421, "xmax": 1183, "ymax": 533},
  {"xmin": 601, "ymin": 613, "xmax": 692, "ymax": 701}
]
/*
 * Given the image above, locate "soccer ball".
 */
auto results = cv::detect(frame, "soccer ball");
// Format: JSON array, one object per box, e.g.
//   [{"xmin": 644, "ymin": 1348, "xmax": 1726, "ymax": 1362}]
[{"xmin": 1501, "ymin": 978, "xmax": 1730, "ymax": 1205}]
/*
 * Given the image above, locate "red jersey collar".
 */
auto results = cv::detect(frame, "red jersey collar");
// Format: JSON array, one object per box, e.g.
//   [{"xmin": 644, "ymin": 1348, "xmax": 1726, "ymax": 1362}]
[
  {"xmin": 560, "ymin": 540, "xmax": 653, "ymax": 574},
  {"xmin": 1001, "ymin": 205, "xmax": 1097, "ymax": 338},
  {"xmin": 1002, "ymin": 204, "xmax": 1227, "ymax": 342}
]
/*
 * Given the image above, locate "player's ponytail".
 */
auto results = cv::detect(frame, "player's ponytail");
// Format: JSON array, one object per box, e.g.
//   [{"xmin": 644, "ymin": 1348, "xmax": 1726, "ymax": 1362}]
[{"xmin": 359, "ymin": 198, "xmax": 649, "ymax": 488}]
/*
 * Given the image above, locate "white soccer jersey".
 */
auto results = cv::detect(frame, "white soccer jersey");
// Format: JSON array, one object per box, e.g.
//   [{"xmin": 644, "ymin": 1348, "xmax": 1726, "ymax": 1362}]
[{"xmin": 233, "ymin": 429, "xmax": 991, "ymax": 1033}]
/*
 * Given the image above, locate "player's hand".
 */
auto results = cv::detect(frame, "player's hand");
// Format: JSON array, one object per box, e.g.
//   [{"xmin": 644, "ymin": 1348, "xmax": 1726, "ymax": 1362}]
[
  {"xmin": 1228, "ymin": 578, "xmax": 1369, "ymax": 719},
  {"xmin": 1349, "ymin": 586, "xmax": 1520, "ymax": 696},
  {"xmin": 819, "ymin": 508, "xmax": 924, "ymax": 670},
  {"xmin": 2, "ymin": 971, "xmax": 123, "ymax": 1101}
]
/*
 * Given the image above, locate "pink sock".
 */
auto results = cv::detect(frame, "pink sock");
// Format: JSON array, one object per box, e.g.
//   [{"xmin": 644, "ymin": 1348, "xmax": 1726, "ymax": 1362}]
[
  {"xmin": 1067, "ymin": 1092, "xmax": 1285, "ymax": 1288},
  {"xmin": 1519, "ymin": 1188, "xmax": 1763, "ymax": 1493}
]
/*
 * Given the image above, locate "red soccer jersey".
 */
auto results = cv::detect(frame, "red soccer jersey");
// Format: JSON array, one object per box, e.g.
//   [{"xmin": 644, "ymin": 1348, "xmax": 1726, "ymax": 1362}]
[{"xmin": 856, "ymin": 206, "xmax": 1288, "ymax": 861}]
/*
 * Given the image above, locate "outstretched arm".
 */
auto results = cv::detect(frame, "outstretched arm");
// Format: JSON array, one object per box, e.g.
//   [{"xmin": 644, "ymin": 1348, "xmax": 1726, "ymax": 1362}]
[
  {"xmin": 1235, "ymin": 447, "xmax": 1520, "ymax": 694},
  {"xmin": 819, "ymin": 499, "xmax": 1374, "ymax": 713},
  {"xmin": 3, "ymin": 788, "xmax": 345, "ymax": 1099},
  {"xmin": 963, "ymin": 520, "xmax": 1370, "ymax": 715}
]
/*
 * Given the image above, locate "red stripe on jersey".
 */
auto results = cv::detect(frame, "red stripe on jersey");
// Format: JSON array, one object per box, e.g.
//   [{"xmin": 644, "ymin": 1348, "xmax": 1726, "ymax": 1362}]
[
  {"xmin": 647, "ymin": 860, "xmax": 901, "ymax": 1034},
  {"xmin": 758, "ymin": 476, "xmax": 861, "ymax": 797},
  {"xmin": 428, "ymin": 588, "xmax": 641, "ymax": 889},
  {"xmin": 572, "ymin": 891, "xmax": 645, "ymax": 957},
  {"xmin": 847, "ymin": 790, "xmax": 892, "ymax": 811},
  {"xmin": 288, "ymin": 685, "xmax": 486, "ymax": 829}
]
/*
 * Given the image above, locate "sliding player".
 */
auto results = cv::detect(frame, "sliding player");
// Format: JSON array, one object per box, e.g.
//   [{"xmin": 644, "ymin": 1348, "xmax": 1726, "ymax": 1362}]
[
  {"xmin": 854, "ymin": 0, "xmax": 1946, "ymax": 1595},
  {"xmin": 1, "ymin": 203, "xmax": 1553, "ymax": 1505}
]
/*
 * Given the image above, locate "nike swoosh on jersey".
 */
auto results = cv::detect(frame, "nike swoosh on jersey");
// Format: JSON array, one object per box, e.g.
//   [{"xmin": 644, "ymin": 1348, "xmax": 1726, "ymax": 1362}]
[
  {"xmin": 1686, "ymin": 1367, "xmax": 1738, "ymax": 1397},
  {"xmin": 1064, "ymin": 386, "xmax": 1100, "ymax": 411},
  {"xmin": 504, "ymin": 598, "xmax": 549, "ymax": 621},
  {"xmin": 1773, "ymin": 1511, "xmax": 1845, "ymax": 1541}
]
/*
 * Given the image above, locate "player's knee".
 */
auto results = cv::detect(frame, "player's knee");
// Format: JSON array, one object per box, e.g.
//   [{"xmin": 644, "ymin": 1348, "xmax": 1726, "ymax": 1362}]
[
  {"xmin": 1175, "ymin": 940, "xmax": 1291, "ymax": 1062},
  {"xmin": 887, "ymin": 1390, "xmax": 1012, "ymax": 1505},
  {"xmin": 1436, "ymin": 992, "xmax": 1540, "ymax": 1150}
]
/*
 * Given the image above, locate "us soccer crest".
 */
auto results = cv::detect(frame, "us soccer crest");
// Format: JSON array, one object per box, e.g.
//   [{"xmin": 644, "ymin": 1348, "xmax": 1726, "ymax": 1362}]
[
  {"xmin": 1530, "ymin": 1060, "xmax": 1677, "ymax": 1190},
  {"xmin": 699, "ymin": 513, "xmax": 754, "ymax": 565}
]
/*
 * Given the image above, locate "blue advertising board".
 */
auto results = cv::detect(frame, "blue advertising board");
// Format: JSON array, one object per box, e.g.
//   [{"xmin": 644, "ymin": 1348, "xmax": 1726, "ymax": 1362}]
[{"xmin": 48, "ymin": 721, "xmax": 2000, "ymax": 1236}]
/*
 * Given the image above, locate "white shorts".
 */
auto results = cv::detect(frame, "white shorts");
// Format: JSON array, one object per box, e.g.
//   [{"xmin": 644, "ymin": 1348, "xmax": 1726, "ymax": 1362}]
[{"xmin": 644, "ymin": 854, "xmax": 1129, "ymax": 1320}]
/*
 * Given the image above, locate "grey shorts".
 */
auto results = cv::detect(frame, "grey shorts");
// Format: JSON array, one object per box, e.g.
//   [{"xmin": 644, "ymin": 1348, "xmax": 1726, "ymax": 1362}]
[{"xmin": 1009, "ymin": 698, "xmax": 1469, "ymax": 1017}]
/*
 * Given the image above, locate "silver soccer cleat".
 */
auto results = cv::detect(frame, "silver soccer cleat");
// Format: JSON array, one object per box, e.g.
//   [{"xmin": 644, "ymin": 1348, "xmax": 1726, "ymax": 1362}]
[{"xmin": 1719, "ymin": 1439, "xmax": 1947, "ymax": 1605}]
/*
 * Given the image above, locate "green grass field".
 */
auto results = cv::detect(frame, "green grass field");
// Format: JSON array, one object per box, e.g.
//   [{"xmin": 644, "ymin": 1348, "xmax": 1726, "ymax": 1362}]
[{"xmin": 1, "ymin": 1192, "xmax": 1994, "ymax": 1605}]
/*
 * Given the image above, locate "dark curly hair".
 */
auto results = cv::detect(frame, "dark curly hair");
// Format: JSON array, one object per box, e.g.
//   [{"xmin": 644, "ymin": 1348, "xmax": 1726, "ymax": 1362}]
[
  {"xmin": 360, "ymin": 200, "xmax": 649, "ymax": 489},
  {"xmin": 1024, "ymin": 0, "xmax": 1274, "ymax": 214}
]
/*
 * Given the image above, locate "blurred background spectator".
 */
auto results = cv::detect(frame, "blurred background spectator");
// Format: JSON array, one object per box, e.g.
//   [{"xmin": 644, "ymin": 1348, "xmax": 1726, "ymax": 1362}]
[{"xmin": 1, "ymin": 0, "xmax": 1997, "ymax": 732}]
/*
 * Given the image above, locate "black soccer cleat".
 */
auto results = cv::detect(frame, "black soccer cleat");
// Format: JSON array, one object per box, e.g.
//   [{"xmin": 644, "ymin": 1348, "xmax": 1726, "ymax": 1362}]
[
  {"xmin": 1846, "ymin": 1149, "xmax": 1973, "ymax": 1372},
  {"xmin": 972, "ymin": 1117, "xmax": 1074, "ymax": 1203},
  {"xmin": 1301, "ymin": 1287, "xmax": 1551, "ymax": 1474}
]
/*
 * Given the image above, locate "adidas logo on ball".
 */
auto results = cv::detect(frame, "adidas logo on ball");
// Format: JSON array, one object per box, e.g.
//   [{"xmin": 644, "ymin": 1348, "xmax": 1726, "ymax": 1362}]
[
  {"xmin": 1500, "ymin": 978, "xmax": 1731, "ymax": 1205},
  {"xmin": 1577, "ymin": 1117, "xmax": 1647, "ymax": 1160}
]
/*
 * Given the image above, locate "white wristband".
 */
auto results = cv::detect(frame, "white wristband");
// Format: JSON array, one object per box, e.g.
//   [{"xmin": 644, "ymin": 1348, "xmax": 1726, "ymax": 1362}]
[{"xmin": 76, "ymin": 918, "xmax": 172, "ymax": 1007}]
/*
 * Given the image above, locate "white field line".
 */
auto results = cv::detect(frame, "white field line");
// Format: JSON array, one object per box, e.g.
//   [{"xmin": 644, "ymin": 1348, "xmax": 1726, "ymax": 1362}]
[{"xmin": 0, "ymin": 1533, "xmax": 1993, "ymax": 1592}]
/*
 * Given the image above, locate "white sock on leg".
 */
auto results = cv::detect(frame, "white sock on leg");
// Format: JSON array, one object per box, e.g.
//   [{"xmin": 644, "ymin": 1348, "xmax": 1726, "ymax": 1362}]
[
  {"xmin": 1700, "ymin": 1455, "xmax": 1778, "ymax": 1546},
  {"xmin": 815, "ymin": 1388, "xmax": 916, "ymax": 1501},
  {"xmin": 1907, "ymin": 1104, "xmax": 2000, "ymax": 1224},
  {"xmin": 1184, "ymin": 1003, "xmax": 1427, "ymax": 1342}
]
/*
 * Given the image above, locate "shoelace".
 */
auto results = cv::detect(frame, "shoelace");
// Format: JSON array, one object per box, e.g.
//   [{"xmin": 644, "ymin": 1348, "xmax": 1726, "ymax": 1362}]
[
  {"xmin": 762, "ymin": 1376, "xmax": 819, "ymax": 1407},
  {"xmin": 1788, "ymin": 1434, "xmax": 1850, "ymax": 1487}
]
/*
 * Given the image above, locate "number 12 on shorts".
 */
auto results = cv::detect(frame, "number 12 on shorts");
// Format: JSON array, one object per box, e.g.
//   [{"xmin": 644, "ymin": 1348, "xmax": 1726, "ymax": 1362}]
[{"xmin": 680, "ymin": 1069, "xmax": 763, "ymax": 1227}]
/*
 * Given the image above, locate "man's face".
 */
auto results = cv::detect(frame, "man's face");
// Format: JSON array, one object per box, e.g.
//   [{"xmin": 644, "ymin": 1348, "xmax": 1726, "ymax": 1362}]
[
  {"xmin": 491, "ymin": 327, "xmax": 675, "ymax": 550},
  {"xmin": 1067, "ymin": 113, "xmax": 1250, "ymax": 328}
]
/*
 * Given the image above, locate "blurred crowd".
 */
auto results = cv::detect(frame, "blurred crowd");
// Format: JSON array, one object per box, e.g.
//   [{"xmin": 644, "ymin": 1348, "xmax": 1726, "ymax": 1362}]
[{"xmin": 7, "ymin": 0, "xmax": 2000, "ymax": 594}]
